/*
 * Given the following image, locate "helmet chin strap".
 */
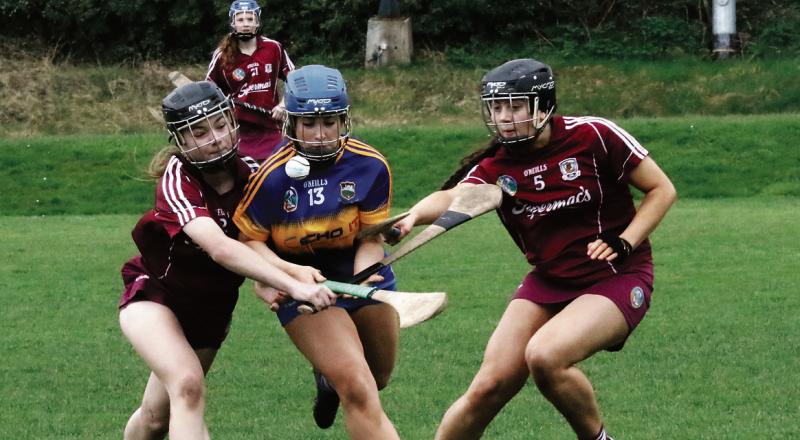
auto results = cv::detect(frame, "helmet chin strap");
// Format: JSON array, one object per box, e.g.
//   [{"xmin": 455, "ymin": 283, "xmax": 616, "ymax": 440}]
[{"xmin": 233, "ymin": 32, "xmax": 256, "ymax": 41}]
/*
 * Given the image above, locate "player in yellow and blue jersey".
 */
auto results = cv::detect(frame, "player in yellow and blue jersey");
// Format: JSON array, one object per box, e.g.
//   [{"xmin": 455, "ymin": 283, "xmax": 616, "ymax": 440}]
[{"xmin": 233, "ymin": 65, "xmax": 401, "ymax": 439}]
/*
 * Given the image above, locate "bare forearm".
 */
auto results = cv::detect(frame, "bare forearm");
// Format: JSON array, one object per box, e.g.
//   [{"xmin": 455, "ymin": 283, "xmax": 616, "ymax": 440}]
[
  {"xmin": 353, "ymin": 238, "xmax": 385, "ymax": 274},
  {"xmin": 210, "ymin": 239, "xmax": 302, "ymax": 293},
  {"xmin": 408, "ymin": 188, "xmax": 458, "ymax": 225},
  {"xmin": 621, "ymin": 185, "xmax": 677, "ymax": 248}
]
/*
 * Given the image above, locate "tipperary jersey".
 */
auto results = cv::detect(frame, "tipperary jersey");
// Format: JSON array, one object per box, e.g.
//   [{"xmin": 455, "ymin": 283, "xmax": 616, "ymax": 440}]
[
  {"xmin": 462, "ymin": 115, "xmax": 653, "ymax": 285},
  {"xmin": 234, "ymin": 139, "xmax": 395, "ymax": 285}
]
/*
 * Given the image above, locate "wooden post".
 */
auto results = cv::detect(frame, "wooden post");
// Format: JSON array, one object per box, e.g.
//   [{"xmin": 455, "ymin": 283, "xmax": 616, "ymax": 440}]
[{"xmin": 365, "ymin": 1, "xmax": 412, "ymax": 67}]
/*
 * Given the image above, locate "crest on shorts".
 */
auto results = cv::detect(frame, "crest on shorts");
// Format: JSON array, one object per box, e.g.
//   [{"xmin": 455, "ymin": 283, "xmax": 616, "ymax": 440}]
[
  {"xmin": 232, "ymin": 68, "xmax": 246, "ymax": 81},
  {"xmin": 630, "ymin": 286, "xmax": 645, "ymax": 309},
  {"xmin": 496, "ymin": 175, "xmax": 518, "ymax": 196},
  {"xmin": 283, "ymin": 187, "xmax": 298, "ymax": 213},
  {"xmin": 340, "ymin": 181, "xmax": 356, "ymax": 201},
  {"xmin": 559, "ymin": 158, "xmax": 581, "ymax": 181}
]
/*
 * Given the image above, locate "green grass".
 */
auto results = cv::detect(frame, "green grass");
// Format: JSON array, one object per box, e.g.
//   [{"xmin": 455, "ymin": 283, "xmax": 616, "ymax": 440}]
[
  {"xmin": 2, "ymin": 57, "xmax": 800, "ymax": 137},
  {"xmin": 2, "ymin": 114, "xmax": 799, "ymax": 217},
  {"xmin": 1, "ymin": 197, "xmax": 798, "ymax": 438}
]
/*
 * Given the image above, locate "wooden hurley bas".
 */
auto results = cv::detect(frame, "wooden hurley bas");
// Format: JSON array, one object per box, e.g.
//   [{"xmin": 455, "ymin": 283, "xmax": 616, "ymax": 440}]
[{"xmin": 298, "ymin": 280, "xmax": 448, "ymax": 329}]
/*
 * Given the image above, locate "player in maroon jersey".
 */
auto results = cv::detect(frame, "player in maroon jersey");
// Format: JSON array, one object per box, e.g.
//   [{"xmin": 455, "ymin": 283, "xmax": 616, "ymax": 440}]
[
  {"xmin": 118, "ymin": 81, "xmax": 335, "ymax": 440},
  {"xmin": 392, "ymin": 59, "xmax": 677, "ymax": 440},
  {"xmin": 206, "ymin": 0, "xmax": 294, "ymax": 161}
]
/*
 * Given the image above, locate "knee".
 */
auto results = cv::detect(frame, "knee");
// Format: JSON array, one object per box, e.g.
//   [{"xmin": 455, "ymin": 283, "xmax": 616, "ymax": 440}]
[
  {"xmin": 464, "ymin": 374, "xmax": 511, "ymax": 408},
  {"xmin": 525, "ymin": 343, "xmax": 566, "ymax": 387},
  {"xmin": 139, "ymin": 405, "xmax": 169, "ymax": 436},
  {"xmin": 335, "ymin": 373, "xmax": 378, "ymax": 409},
  {"xmin": 172, "ymin": 372, "xmax": 206, "ymax": 409}
]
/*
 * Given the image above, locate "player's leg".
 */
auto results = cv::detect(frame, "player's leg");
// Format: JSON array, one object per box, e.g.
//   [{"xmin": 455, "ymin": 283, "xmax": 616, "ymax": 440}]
[
  {"xmin": 524, "ymin": 294, "xmax": 628, "ymax": 440},
  {"xmin": 119, "ymin": 301, "xmax": 211, "ymax": 440},
  {"xmin": 435, "ymin": 299, "xmax": 557, "ymax": 439},
  {"xmin": 285, "ymin": 307, "xmax": 399, "ymax": 440},
  {"xmin": 123, "ymin": 348, "xmax": 217, "ymax": 440},
  {"xmin": 350, "ymin": 302, "xmax": 400, "ymax": 390}
]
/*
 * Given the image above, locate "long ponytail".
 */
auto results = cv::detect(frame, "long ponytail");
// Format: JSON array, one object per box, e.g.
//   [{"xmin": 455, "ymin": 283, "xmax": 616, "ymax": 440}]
[
  {"xmin": 146, "ymin": 145, "xmax": 181, "ymax": 179},
  {"xmin": 217, "ymin": 34, "xmax": 240, "ymax": 71},
  {"xmin": 440, "ymin": 140, "xmax": 503, "ymax": 190}
]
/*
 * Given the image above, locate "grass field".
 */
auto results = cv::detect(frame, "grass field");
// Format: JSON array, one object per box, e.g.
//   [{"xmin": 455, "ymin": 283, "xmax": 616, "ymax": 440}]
[
  {"xmin": 1, "ymin": 196, "xmax": 798, "ymax": 439},
  {"xmin": 1, "ymin": 113, "xmax": 798, "ymax": 438}
]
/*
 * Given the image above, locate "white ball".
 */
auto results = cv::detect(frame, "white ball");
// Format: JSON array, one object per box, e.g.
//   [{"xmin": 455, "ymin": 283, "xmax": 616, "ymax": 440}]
[{"xmin": 285, "ymin": 155, "xmax": 311, "ymax": 180}]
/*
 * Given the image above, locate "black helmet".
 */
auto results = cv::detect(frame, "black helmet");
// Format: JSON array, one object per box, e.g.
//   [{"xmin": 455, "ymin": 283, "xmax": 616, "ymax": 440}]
[
  {"xmin": 162, "ymin": 81, "xmax": 239, "ymax": 170},
  {"xmin": 480, "ymin": 59, "xmax": 557, "ymax": 144}
]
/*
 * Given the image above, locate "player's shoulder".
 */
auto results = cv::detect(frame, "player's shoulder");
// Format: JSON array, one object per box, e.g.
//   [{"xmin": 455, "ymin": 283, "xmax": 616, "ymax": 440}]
[
  {"xmin": 344, "ymin": 137, "xmax": 385, "ymax": 159},
  {"xmin": 244, "ymin": 146, "xmax": 294, "ymax": 190},
  {"xmin": 257, "ymin": 36, "xmax": 283, "ymax": 49},
  {"xmin": 344, "ymin": 138, "xmax": 390, "ymax": 170},
  {"xmin": 237, "ymin": 155, "xmax": 260, "ymax": 173},
  {"xmin": 562, "ymin": 115, "xmax": 627, "ymax": 135}
]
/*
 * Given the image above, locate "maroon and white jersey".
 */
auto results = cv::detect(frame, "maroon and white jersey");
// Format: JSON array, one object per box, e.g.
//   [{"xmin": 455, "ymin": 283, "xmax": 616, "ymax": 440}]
[
  {"xmin": 206, "ymin": 36, "xmax": 294, "ymax": 131},
  {"xmin": 127, "ymin": 155, "xmax": 260, "ymax": 303},
  {"xmin": 462, "ymin": 115, "xmax": 652, "ymax": 285}
]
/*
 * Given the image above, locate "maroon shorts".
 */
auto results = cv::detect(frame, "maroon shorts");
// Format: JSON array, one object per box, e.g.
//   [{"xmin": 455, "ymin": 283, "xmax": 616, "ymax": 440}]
[
  {"xmin": 119, "ymin": 258, "xmax": 237, "ymax": 350},
  {"xmin": 238, "ymin": 128, "xmax": 284, "ymax": 161},
  {"xmin": 513, "ymin": 266, "xmax": 654, "ymax": 348}
]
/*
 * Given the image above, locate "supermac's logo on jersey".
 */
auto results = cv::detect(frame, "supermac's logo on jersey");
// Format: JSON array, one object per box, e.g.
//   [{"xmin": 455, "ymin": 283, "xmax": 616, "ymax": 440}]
[
  {"xmin": 496, "ymin": 175, "xmax": 518, "ymax": 196},
  {"xmin": 232, "ymin": 68, "xmax": 246, "ymax": 81},
  {"xmin": 340, "ymin": 181, "xmax": 356, "ymax": 201},
  {"xmin": 559, "ymin": 158, "xmax": 581, "ymax": 181},
  {"xmin": 283, "ymin": 187, "xmax": 298, "ymax": 213}
]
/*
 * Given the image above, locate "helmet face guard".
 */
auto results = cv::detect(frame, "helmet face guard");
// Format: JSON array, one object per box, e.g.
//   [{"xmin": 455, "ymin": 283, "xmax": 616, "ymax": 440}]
[
  {"xmin": 480, "ymin": 94, "xmax": 554, "ymax": 144},
  {"xmin": 163, "ymin": 81, "xmax": 240, "ymax": 170},
  {"xmin": 282, "ymin": 65, "xmax": 351, "ymax": 163},
  {"xmin": 480, "ymin": 59, "xmax": 557, "ymax": 145},
  {"xmin": 228, "ymin": 0, "xmax": 261, "ymax": 40},
  {"xmin": 283, "ymin": 109, "xmax": 351, "ymax": 162}
]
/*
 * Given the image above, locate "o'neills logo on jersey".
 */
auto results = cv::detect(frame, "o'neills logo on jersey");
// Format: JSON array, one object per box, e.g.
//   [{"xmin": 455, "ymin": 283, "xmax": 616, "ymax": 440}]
[
  {"xmin": 559, "ymin": 158, "xmax": 581, "ymax": 181},
  {"xmin": 340, "ymin": 181, "xmax": 356, "ymax": 200},
  {"xmin": 283, "ymin": 187, "xmax": 299, "ymax": 213},
  {"xmin": 511, "ymin": 186, "xmax": 592, "ymax": 219}
]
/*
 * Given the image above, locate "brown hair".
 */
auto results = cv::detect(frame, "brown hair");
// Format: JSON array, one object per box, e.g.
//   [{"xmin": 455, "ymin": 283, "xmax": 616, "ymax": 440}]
[
  {"xmin": 440, "ymin": 140, "xmax": 503, "ymax": 190},
  {"xmin": 216, "ymin": 34, "xmax": 240, "ymax": 71},
  {"xmin": 146, "ymin": 145, "xmax": 181, "ymax": 179}
]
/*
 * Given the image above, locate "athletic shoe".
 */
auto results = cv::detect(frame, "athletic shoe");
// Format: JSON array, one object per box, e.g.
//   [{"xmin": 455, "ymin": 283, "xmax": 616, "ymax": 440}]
[{"xmin": 313, "ymin": 370, "xmax": 340, "ymax": 429}]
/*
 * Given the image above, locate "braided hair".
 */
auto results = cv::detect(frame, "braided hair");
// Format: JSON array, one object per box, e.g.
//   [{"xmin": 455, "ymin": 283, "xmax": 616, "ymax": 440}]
[{"xmin": 440, "ymin": 140, "xmax": 503, "ymax": 190}]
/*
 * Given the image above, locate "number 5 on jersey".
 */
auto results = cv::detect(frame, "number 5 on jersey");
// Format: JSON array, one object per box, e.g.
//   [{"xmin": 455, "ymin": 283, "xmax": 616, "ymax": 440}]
[{"xmin": 533, "ymin": 174, "xmax": 545, "ymax": 190}]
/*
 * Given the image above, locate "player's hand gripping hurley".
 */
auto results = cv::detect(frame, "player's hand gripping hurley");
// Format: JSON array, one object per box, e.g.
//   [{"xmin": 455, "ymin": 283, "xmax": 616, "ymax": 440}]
[
  {"xmin": 295, "ymin": 184, "xmax": 503, "ymax": 325},
  {"xmin": 298, "ymin": 281, "xmax": 447, "ymax": 328}
]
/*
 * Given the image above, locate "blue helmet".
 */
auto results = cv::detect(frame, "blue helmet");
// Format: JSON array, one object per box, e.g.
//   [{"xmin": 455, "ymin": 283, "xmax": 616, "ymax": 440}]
[
  {"xmin": 228, "ymin": 0, "xmax": 261, "ymax": 40},
  {"xmin": 283, "ymin": 65, "xmax": 351, "ymax": 162}
]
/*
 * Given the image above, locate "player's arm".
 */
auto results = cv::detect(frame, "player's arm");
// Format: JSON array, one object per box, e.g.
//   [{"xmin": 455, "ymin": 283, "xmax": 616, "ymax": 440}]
[
  {"xmin": 240, "ymin": 235, "xmax": 326, "ymax": 284},
  {"xmin": 588, "ymin": 157, "xmax": 677, "ymax": 261},
  {"xmin": 182, "ymin": 217, "xmax": 335, "ymax": 308},
  {"xmin": 393, "ymin": 183, "xmax": 476, "ymax": 238},
  {"xmin": 621, "ymin": 157, "xmax": 677, "ymax": 247},
  {"xmin": 353, "ymin": 232, "xmax": 386, "ymax": 285}
]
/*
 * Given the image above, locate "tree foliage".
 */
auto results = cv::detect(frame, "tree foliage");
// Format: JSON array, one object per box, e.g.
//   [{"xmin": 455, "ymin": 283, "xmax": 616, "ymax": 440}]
[{"xmin": 0, "ymin": 0, "xmax": 797, "ymax": 63}]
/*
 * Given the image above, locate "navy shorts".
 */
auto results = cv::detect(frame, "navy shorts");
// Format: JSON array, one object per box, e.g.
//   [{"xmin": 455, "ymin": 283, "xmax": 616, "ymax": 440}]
[
  {"xmin": 120, "ymin": 258, "xmax": 236, "ymax": 350},
  {"xmin": 276, "ymin": 281, "xmax": 397, "ymax": 326}
]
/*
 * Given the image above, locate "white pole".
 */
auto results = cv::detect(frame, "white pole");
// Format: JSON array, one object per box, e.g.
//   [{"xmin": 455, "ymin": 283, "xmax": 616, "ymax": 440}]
[{"xmin": 712, "ymin": 0, "xmax": 736, "ymax": 59}]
